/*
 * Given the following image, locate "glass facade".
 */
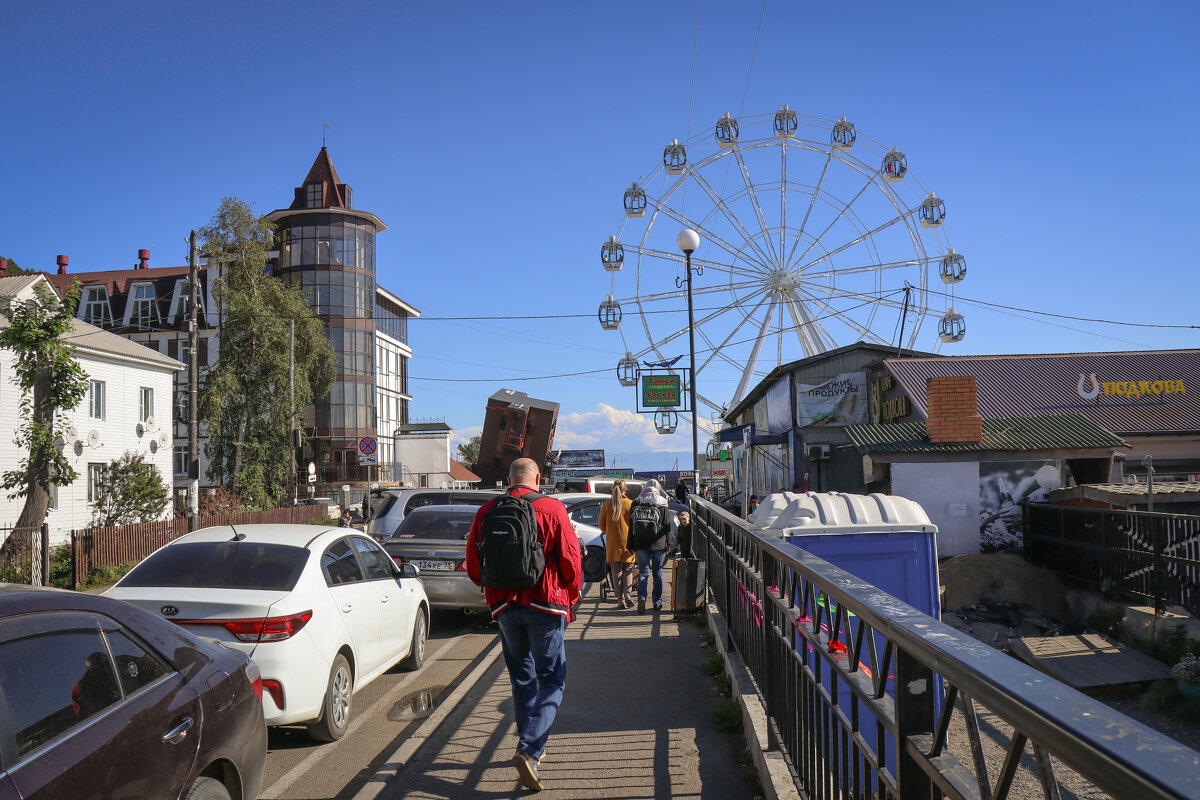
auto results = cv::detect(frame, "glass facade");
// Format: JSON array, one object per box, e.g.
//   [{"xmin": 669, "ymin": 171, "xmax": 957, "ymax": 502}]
[{"xmin": 376, "ymin": 301, "xmax": 408, "ymax": 343}]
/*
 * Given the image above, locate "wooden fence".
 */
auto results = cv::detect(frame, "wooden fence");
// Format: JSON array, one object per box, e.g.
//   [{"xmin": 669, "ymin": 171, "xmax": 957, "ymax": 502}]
[{"xmin": 70, "ymin": 505, "xmax": 329, "ymax": 589}]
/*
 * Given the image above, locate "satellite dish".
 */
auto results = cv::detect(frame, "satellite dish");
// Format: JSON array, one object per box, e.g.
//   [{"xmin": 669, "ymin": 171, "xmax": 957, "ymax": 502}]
[
  {"xmin": 158, "ymin": 431, "xmax": 170, "ymax": 447},
  {"xmin": 87, "ymin": 430, "xmax": 101, "ymax": 448},
  {"xmin": 136, "ymin": 421, "xmax": 146, "ymax": 436},
  {"xmin": 146, "ymin": 415, "xmax": 156, "ymax": 429},
  {"xmin": 65, "ymin": 426, "xmax": 78, "ymax": 442}
]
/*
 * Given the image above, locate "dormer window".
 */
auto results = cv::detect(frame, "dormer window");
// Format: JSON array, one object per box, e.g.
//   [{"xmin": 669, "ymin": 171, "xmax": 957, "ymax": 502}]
[
  {"xmin": 170, "ymin": 279, "xmax": 203, "ymax": 324},
  {"xmin": 128, "ymin": 283, "xmax": 157, "ymax": 330},
  {"xmin": 305, "ymin": 182, "xmax": 323, "ymax": 208},
  {"xmin": 80, "ymin": 286, "xmax": 112, "ymax": 327},
  {"xmin": 342, "ymin": 186, "xmax": 352, "ymax": 207}
]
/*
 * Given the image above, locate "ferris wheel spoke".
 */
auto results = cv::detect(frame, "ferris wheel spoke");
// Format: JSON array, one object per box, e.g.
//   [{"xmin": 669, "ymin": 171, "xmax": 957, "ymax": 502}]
[
  {"xmin": 625, "ymin": 278, "xmax": 762, "ymax": 307},
  {"xmin": 785, "ymin": 290, "xmax": 832, "ymax": 356},
  {"xmin": 650, "ymin": 200, "xmax": 772, "ymax": 271},
  {"xmin": 627, "ymin": 244, "xmax": 763, "ymax": 280},
  {"xmin": 695, "ymin": 294, "xmax": 770, "ymax": 373},
  {"xmin": 799, "ymin": 289, "xmax": 890, "ymax": 345},
  {"xmin": 798, "ymin": 208, "xmax": 914, "ymax": 273},
  {"xmin": 643, "ymin": 301, "xmax": 749, "ymax": 358},
  {"xmin": 790, "ymin": 175, "xmax": 877, "ymax": 267},
  {"xmin": 779, "ymin": 141, "xmax": 791, "ymax": 266},
  {"xmin": 732, "ymin": 296, "xmax": 779, "ymax": 406},
  {"xmin": 732, "ymin": 147, "xmax": 780, "ymax": 266},
  {"xmin": 789, "ymin": 149, "xmax": 834, "ymax": 265},
  {"xmin": 687, "ymin": 169, "xmax": 778, "ymax": 269},
  {"xmin": 802, "ymin": 257, "xmax": 932, "ymax": 281}
]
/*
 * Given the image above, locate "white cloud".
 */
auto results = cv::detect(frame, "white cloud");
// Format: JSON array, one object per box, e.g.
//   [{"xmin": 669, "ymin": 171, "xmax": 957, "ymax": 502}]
[{"xmin": 553, "ymin": 403, "xmax": 717, "ymax": 466}]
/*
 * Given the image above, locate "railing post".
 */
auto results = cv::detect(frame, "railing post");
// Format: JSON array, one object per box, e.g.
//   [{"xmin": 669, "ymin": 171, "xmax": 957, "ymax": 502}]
[
  {"xmin": 40, "ymin": 522, "xmax": 50, "ymax": 586},
  {"xmin": 1153, "ymin": 516, "xmax": 1164, "ymax": 617},
  {"xmin": 895, "ymin": 647, "xmax": 936, "ymax": 800}
]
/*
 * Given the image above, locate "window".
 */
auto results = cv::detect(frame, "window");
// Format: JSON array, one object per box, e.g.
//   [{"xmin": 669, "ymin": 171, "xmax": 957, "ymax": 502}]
[
  {"xmin": 306, "ymin": 182, "xmax": 323, "ymax": 208},
  {"xmin": 173, "ymin": 446, "xmax": 187, "ymax": 476},
  {"xmin": 118, "ymin": 542, "xmax": 309, "ymax": 591},
  {"xmin": 349, "ymin": 537, "xmax": 393, "ymax": 580},
  {"xmin": 171, "ymin": 280, "xmax": 203, "ymax": 323},
  {"xmin": 322, "ymin": 539, "xmax": 364, "ymax": 585},
  {"xmin": 80, "ymin": 286, "xmax": 112, "ymax": 327},
  {"xmin": 140, "ymin": 387, "xmax": 154, "ymax": 423},
  {"xmin": 89, "ymin": 380, "xmax": 105, "ymax": 420},
  {"xmin": 129, "ymin": 283, "xmax": 156, "ymax": 330},
  {"xmin": 105, "ymin": 629, "xmax": 169, "ymax": 696},
  {"xmin": 87, "ymin": 463, "xmax": 106, "ymax": 502},
  {"xmin": 342, "ymin": 186, "xmax": 352, "ymax": 207}
]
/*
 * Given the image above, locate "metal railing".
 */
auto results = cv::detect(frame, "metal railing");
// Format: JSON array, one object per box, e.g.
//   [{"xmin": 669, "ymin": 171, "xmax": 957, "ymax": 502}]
[
  {"xmin": 1024, "ymin": 504, "xmax": 1200, "ymax": 616},
  {"xmin": 691, "ymin": 499, "xmax": 1200, "ymax": 800},
  {"xmin": 0, "ymin": 524, "xmax": 49, "ymax": 586}
]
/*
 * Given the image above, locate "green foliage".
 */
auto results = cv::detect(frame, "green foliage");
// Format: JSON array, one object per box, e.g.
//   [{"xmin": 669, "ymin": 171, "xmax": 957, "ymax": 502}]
[
  {"xmin": 714, "ymin": 700, "xmax": 742, "ymax": 733},
  {"xmin": 456, "ymin": 434, "xmax": 481, "ymax": 468},
  {"xmin": 1142, "ymin": 678, "xmax": 1200, "ymax": 720},
  {"xmin": 700, "ymin": 649, "xmax": 724, "ymax": 677},
  {"xmin": 49, "ymin": 543, "xmax": 73, "ymax": 589},
  {"xmin": 90, "ymin": 452, "xmax": 172, "ymax": 527},
  {"xmin": 700, "ymin": 630, "xmax": 716, "ymax": 649},
  {"xmin": 0, "ymin": 282, "xmax": 90, "ymax": 528},
  {"xmin": 0, "ymin": 256, "xmax": 27, "ymax": 274},
  {"xmin": 1143, "ymin": 623, "xmax": 1200, "ymax": 666},
  {"xmin": 81, "ymin": 562, "xmax": 135, "ymax": 590},
  {"xmin": 198, "ymin": 197, "xmax": 335, "ymax": 508},
  {"xmin": 711, "ymin": 671, "xmax": 732, "ymax": 697}
]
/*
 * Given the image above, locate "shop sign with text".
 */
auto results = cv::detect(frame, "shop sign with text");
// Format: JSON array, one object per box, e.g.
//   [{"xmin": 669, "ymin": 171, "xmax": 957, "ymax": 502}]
[{"xmin": 641, "ymin": 374, "xmax": 682, "ymax": 407}]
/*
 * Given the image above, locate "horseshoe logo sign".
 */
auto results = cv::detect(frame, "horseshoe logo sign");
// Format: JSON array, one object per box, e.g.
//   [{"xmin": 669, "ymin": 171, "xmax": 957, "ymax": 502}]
[{"xmin": 1077, "ymin": 373, "xmax": 1100, "ymax": 400}]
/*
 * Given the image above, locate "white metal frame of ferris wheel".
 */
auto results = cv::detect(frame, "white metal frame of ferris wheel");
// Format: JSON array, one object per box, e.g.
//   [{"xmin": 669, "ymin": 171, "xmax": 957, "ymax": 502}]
[{"xmin": 601, "ymin": 108, "xmax": 966, "ymax": 416}]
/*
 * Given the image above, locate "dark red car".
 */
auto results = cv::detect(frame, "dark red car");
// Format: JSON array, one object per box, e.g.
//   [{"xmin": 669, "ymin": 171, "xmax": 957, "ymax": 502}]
[{"xmin": 0, "ymin": 584, "xmax": 267, "ymax": 800}]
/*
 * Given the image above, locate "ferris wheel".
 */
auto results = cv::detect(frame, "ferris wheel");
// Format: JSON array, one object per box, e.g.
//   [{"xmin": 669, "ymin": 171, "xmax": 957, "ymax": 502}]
[{"xmin": 598, "ymin": 106, "xmax": 967, "ymax": 415}]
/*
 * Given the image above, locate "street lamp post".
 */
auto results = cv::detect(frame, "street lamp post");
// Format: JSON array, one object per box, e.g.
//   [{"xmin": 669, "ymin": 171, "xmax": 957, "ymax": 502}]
[{"xmin": 677, "ymin": 229, "xmax": 701, "ymax": 491}]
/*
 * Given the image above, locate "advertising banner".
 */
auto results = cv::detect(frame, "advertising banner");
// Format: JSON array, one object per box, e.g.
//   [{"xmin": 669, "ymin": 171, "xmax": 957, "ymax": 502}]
[
  {"xmin": 641, "ymin": 374, "xmax": 681, "ymax": 407},
  {"xmin": 552, "ymin": 449, "xmax": 606, "ymax": 469},
  {"xmin": 765, "ymin": 378, "xmax": 791, "ymax": 433},
  {"xmin": 795, "ymin": 372, "xmax": 868, "ymax": 427}
]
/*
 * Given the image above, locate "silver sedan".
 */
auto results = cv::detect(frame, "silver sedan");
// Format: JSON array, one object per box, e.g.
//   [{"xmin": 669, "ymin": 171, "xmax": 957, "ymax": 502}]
[{"xmin": 382, "ymin": 505, "xmax": 488, "ymax": 613}]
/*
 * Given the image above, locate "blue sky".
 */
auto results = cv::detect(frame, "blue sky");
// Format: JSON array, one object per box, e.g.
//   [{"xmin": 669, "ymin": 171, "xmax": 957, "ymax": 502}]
[{"xmin": 4, "ymin": 2, "xmax": 1198, "ymax": 469}]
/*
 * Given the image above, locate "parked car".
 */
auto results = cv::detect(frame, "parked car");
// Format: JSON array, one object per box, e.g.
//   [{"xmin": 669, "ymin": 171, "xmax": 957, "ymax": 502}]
[
  {"xmin": 559, "ymin": 477, "xmax": 646, "ymax": 497},
  {"xmin": 301, "ymin": 496, "xmax": 341, "ymax": 519},
  {"xmin": 105, "ymin": 524, "xmax": 429, "ymax": 742},
  {"xmin": 368, "ymin": 488, "xmax": 501, "ymax": 539},
  {"xmin": 0, "ymin": 583, "xmax": 267, "ymax": 800},
  {"xmin": 382, "ymin": 505, "xmax": 488, "ymax": 613}
]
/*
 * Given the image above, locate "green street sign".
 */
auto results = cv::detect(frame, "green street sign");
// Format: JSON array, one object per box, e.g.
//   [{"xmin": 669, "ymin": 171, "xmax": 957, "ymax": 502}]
[
  {"xmin": 641, "ymin": 374, "xmax": 681, "ymax": 407},
  {"xmin": 717, "ymin": 449, "xmax": 730, "ymax": 462}
]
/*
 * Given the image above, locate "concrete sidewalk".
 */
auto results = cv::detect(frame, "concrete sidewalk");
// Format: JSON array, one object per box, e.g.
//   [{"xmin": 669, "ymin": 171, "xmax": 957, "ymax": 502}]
[{"xmin": 364, "ymin": 574, "xmax": 759, "ymax": 799}]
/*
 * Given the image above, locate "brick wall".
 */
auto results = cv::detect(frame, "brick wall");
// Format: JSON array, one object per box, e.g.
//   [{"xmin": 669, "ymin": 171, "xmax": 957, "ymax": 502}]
[{"xmin": 925, "ymin": 375, "xmax": 982, "ymax": 443}]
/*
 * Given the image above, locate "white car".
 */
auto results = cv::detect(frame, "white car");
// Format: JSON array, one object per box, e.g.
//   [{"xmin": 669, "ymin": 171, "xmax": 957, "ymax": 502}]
[{"xmin": 105, "ymin": 524, "xmax": 429, "ymax": 742}]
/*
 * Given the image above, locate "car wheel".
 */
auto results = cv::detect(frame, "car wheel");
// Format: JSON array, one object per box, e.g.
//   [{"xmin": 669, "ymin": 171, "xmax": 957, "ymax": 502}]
[
  {"xmin": 583, "ymin": 546, "xmax": 606, "ymax": 582},
  {"xmin": 184, "ymin": 777, "xmax": 231, "ymax": 800},
  {"xmin": 400, "ymin": 609, "xmax": 427, "ymax": 671},
  {"xmin": 307, "ymin": 653, "xmax": 353, "ymax": 742}
]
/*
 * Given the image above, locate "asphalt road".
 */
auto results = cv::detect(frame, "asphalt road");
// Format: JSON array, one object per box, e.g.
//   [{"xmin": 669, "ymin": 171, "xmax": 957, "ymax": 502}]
[{"xmin": 257, "ymin": 609, "xmax": 499, "ymax": 800}]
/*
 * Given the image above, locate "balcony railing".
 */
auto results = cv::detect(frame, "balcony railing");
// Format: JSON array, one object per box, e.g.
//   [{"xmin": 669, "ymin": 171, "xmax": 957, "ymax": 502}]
[{"xmin": 691, "ymin": 499, "xmax": 1200, "ymax": 800}]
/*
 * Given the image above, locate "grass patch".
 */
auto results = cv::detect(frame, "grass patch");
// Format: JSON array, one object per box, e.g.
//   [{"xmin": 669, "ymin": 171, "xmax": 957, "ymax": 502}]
[
  {"xmin": 1142, "ymin": 678, "xmax": 1200, "ymax": 720},
  {"xmin": 714, "ymin": 699, "xmax": 742, "ymax": 733},
  {"xmin": 700, "ymin": 630, "xmax": 716, "ymax": 649},
  {"xmin": 700, "ymin": 649, "xmax": 724, "ymax": 677},
  {"xmin": 711, "ymin": 671, "xmax": 732, "ymax": 697},
  {"xmin": 81, "ymin": 562, "xmax": 135, "ymax": 590}
]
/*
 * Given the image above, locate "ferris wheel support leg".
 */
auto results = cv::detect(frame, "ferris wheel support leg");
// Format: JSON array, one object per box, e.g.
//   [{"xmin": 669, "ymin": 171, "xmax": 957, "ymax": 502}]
[{"xmin": 732, "ymin": 296, "xmax": 778, "ymax": 406}]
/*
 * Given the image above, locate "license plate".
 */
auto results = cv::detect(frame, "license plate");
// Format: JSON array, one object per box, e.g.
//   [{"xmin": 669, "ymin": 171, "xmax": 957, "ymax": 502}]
[{"xmin": 416, "ymin": 559, "xmax": 454, "ymax": 572}]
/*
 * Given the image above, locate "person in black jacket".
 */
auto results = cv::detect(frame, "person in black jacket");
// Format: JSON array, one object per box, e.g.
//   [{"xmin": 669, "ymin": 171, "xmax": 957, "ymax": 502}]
[{"xmin": 627, "ymin": 479, "xmax": 675, "ymax": 614}]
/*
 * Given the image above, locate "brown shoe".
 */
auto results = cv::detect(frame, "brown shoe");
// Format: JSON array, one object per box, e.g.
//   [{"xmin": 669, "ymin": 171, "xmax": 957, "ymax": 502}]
[{"xmin": 512, "ymin": 750, "xmax": 543, "ymax": 791}]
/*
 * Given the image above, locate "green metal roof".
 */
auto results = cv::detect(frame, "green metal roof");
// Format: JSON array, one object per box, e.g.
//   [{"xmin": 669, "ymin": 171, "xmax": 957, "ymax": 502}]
[{"xmin": 845, "ymin": 414, "xmax": 1128, "ymax": 455}]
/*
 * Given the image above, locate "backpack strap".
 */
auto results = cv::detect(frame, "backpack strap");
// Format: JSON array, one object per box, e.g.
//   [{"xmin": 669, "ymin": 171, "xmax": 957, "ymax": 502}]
[{"xmin": 511, "ymin": 489, "xmax": 544, "ymax": 503}]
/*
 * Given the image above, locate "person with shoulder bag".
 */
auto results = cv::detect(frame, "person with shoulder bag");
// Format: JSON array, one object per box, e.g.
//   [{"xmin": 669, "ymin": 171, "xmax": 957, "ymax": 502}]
[
  {"xmin": 466, "ymin": 458, "xmax": 582, "ymax": 792},
  {"xmin": 598, "ymin": 479, "xmax": 635, "ymax": 608},
  {"xmin": 627, "ymin": 478, "xmax": 674, "ymax": 614}
]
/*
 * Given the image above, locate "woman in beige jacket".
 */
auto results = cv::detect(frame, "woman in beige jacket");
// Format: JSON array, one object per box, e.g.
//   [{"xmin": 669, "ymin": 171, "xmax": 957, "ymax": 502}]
[{"xmin": 598, "ymin": 479, "xmax": 635, "ymax": 608}]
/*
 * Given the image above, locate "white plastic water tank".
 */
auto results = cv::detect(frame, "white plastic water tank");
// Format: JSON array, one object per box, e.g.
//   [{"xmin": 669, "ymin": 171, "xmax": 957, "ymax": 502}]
[{"xmin": 749, "ymin": 491, "xmax": 935, "ymax": 536}]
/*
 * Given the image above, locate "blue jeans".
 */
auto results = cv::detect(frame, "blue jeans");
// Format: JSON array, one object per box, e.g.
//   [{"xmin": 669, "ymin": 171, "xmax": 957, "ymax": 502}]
[
  {"xmin": 496, "ymin": 605, "xmax": 567, "ymax": 759},
  {"xmin": 636, "ymin": 549, "xmax": 667, "ymax": 605}
]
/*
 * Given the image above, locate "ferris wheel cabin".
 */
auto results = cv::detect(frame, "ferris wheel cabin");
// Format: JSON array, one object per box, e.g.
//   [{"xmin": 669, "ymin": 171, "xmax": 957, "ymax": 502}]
[
  {"xmin": 623, "ymin": 183, "xmax": 647, "ymax": 217},
  {"xmin": 774, "ymin": 104, "xmax": 798, "ymax": 138},
  {"xmin": 598, "ymin": 296, "xmax": 622, "ymax": 330},
  {"xmin": 940, "ymin": 249, "xmax": 966, "ymax": 283},
  {"xmin": 601, "ymin": 235, "xmax": 624, "ymax": 271},
  {"xmin": 831, "ymin": 117, "xmax": 856, "ymax": 151},
  {"xmin": 919, "ymin": 193, "xmax": 946, "ymax": 228},
  {"xmin": 882, "ymin": 148, "xmax": 908, "ymax": 182},
  {"xmin": 616, "ymin": 353, "xmax": 638, "ymax": 387},
  {"xmin": 663, "ymin": 139, "xmax": 687, "ymax": 175},
  {"xmin": 715, "ymin": 112, "xmax": 739, "ymax": 148},
  {"xmin": 939, "ymin": 308, "xmax": 966, "ymax": 343}
]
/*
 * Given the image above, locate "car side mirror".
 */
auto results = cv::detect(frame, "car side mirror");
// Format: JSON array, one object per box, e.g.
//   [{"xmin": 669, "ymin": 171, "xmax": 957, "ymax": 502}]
[{"xmin": 399, "ymin": 563, "xmax": 420, "ymax": 579}]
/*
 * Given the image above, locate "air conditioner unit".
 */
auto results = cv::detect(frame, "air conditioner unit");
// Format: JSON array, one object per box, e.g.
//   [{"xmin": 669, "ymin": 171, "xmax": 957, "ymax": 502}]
[{"xmin": 806, "ymin": 444, "xmax": 830, "ymax": 461}]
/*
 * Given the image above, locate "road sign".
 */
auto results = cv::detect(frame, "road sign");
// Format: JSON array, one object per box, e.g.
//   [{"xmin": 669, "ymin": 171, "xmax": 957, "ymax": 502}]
[
  {"xmin": 307, "ymin": 474, "xmax": 316, "ymax": 484},
  {"xmin": 358, "ymin": 437, "xmax": 377, "ymax": 456},
  {"xmin": 358, "ymin": 454, "xmax": 378, "ymax": 466},
  {"xmin": 307, "ymin": 461, "xmax": 316, "ymax": 476}
]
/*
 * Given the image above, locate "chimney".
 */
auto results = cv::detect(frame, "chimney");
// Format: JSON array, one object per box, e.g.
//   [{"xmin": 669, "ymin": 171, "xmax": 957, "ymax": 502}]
[
  {"xmin": 0, "ymin": 257, "xmax": 7, "ymax": 277},
  {"xmin": 56, "ymin": 254, "xmax": 68, "ymax": 275},
  {"xmin": 138, "ymin": 249, "xmax": 150, "ymax": 269},
  {"xmin": 925, "ymin": 375, "xmax": 982, "ymax": 444}
]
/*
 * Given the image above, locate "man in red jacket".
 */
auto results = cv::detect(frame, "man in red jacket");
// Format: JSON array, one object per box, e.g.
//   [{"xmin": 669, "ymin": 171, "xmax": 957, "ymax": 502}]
[{"xmin": 466, "ymin": 458, "xmax": 581, "ymax": 792}]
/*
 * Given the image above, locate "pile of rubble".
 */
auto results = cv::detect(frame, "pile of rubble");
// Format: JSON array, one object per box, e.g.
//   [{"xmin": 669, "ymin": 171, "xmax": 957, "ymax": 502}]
[{"xmin": 942, "ymin": 600, "xmax": 1066, "ymax": 654}]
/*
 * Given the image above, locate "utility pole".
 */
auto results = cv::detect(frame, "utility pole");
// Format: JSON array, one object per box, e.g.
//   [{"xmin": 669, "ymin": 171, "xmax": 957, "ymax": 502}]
[
  {"xmin": 187, "ymin": 230, "xmax": 200, "ymax": 531},
  {"xmin": 290, "ymin": 319, "xmax": 297, "ymax": 506}
]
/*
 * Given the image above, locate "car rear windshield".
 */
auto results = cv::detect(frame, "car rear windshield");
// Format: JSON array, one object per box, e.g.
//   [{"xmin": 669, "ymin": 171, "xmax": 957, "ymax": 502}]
[
  {"xmin": 393, "ymin": 510, "xmax": 476, "ymax": 540},
  {"xmin": 118, "ymin": 542, "xmax": 310, "ymax": 591}
]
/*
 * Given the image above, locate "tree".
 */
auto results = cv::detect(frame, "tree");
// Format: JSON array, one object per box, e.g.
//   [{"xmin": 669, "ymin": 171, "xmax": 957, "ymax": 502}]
[
  {"xmin": 457, "ymin": 434, "xmax": 481, "ymax": 469},
  {"xmin": 0, "ymin": 256, "xmax": 28, "ymax": 275},
  {"xmin": 0, "ymin": 282, "xmax": 90, "ymax": 530},
  {"xmin": 198, "ymin": 197, "xmax": 336, "ymax": 508},
  {"xmin": 90, "ymin": 452, "xmax": 171, "ymax": 527}
]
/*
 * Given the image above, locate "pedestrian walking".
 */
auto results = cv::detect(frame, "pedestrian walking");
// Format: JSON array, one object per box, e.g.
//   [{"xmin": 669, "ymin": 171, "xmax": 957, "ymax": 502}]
[
  {"xmin": 627, "ymin": 478, "xmax": 674, "ymax": 614},
  {"xmin": 598, "ymin": 479, "xmax": 635, "ymax": 608},
  {"xmin": 466, "ymin": 458, "xmax": 582, "ymax": 792},
  {"xmin": 675, "ymin": 509, "xmax": 695, "ymax": 560}
]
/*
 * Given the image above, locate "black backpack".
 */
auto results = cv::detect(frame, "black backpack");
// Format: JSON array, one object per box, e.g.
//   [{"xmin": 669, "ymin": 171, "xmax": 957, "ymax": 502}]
[
  {"xmin": 628, "ymin": 501, "xmax": 663, "ymax": 550},
  {"xmin": 476, "ymin": 491, "xmax": 546, "ymax": 589}
]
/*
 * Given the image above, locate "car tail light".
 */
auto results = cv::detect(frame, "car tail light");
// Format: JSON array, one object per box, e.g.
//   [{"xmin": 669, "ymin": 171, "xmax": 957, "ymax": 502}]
[
  {"xmin": 179, "ymin": 610, "xmax": 314, "ymax": 643},
  {"xmin": 455, "ymin": 559, "xmax": 467, "ymax": 572},
  {"xmin": 246, "ymin": 660, "xmax": 264, "ymax": 701},
  {"xmin": 261, "ymin": 679, "xmax": 285, "ymax": 709}
]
